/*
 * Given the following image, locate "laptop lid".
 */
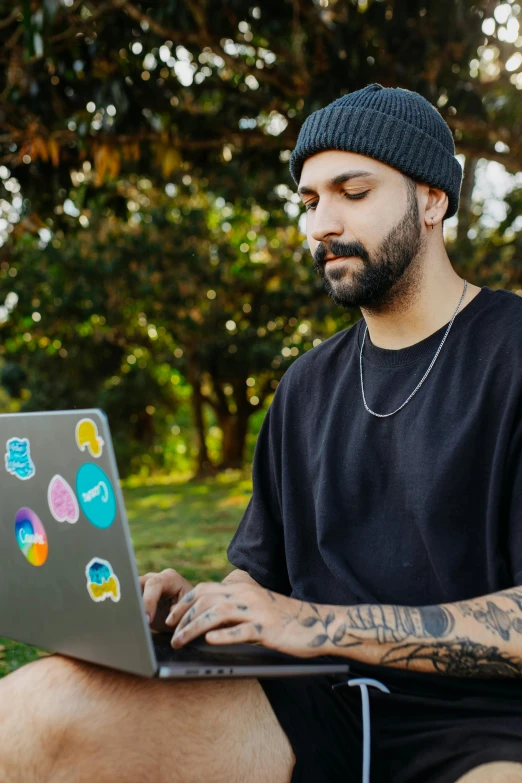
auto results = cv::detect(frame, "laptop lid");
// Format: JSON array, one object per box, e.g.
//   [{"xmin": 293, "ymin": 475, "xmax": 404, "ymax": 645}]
[
  {"xmin": 0, "ymin": 409, "xmax": 157, "ymax": 677},
  {"xmin": 0, "ymin": 409, "xmax": 351, "ymax": 680}
]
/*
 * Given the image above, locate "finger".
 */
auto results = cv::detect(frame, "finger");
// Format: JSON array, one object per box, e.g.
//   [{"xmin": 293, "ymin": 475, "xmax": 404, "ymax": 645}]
[
  {"xmin": 166, "ymin": 583, "xmax": 234, "ymax": 627},
  {"xmin": 171, "ymin": 603, "xmax": 245, "ymax": 648},
  {"xmin": 169, "ymin": 599, "xmax": 201, "ymax": 633},
  {"xmin": 167, "ymin": 594, "xmax": 226, "ymax": 636},
  {"xmin": 205, "ymin": 622, "xmax": 263, "ymax": 645},
  {"xmin": 139, "ymin": 573, "xmax": 155, "ymax": 592},
  {"xmin": 172, "ymin": 594, "xmax": 247, "ymax": 635},
  {"xmin": 141, "ymin": 575, "xmax": 167, "ymax": 623},
  {"xmin": 164, "ymin": 590, "xmax": 195, "ymax": 628}
]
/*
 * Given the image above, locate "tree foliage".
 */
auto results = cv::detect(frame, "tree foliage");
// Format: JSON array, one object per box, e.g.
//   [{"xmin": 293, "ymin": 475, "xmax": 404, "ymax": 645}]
[{"xmin": 0, "ymin": 0, "xmax": 521, "ymax": 474}]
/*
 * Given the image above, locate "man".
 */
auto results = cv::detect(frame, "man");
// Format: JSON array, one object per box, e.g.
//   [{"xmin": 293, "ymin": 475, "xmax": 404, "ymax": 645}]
[{"xmin": 1, "ymin": 83, "xmax": 522, "ymax": 783}]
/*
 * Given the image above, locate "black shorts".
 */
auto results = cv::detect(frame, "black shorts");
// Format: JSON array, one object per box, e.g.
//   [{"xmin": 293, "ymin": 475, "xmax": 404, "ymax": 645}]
[{"xmin": 259, "ymin": 659, "xmax": 522, "ymax": 783}]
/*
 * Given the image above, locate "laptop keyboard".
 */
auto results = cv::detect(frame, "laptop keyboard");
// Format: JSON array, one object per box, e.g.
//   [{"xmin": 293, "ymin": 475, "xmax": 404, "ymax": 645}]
[{"xmin": 152, "ymin": 633, "xmax": 312, "ymax": 666}]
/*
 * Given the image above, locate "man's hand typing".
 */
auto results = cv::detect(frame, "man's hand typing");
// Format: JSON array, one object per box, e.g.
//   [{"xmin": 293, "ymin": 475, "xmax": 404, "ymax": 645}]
[{"xmin": 166, "ymin": 581, "xmax": 332, "ymax": 657}]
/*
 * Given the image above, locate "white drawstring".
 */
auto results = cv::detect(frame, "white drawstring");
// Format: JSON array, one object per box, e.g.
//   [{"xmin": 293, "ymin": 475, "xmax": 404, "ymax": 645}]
[{"xmin": 331, "ymin": 677, "xmax": 391, "ymax": 783}]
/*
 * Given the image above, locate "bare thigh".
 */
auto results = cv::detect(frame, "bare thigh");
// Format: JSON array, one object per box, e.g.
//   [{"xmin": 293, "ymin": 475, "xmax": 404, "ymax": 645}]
[
  {"xmin": 456, "ymin": 762, "xmax": 522, "ymax": 782},
  {"xmin": 0, "ymin": 655, "xmax": 296, "ymax": 783}
]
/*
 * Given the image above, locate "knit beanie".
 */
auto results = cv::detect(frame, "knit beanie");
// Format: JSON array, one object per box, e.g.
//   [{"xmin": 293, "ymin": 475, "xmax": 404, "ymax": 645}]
[{"xmin": 289, "ymin": 83, "xmax": 462, "ymax": 218}]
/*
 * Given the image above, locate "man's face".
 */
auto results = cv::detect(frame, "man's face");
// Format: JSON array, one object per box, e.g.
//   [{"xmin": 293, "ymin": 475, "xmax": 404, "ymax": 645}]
[{"xmin": 298, "ymin": 150, "xmax": 425, "ymax": 310}]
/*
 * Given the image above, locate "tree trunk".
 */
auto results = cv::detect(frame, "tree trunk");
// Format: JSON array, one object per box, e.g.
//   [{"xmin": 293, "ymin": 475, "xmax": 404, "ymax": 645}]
[
  {"xmin": 186, "ymin": 357, "xmax": 218, "ymax": 480},
  {"xmin": 186, "ymin": 354, "xmax": 255, "ymax": 474},
  {"xmin": 218, "ymin": 408, "xmax": 250, "ymax": 470}
]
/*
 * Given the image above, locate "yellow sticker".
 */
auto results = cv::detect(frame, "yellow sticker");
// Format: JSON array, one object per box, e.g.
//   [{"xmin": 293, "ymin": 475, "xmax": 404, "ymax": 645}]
[{"xmin": 75, "ymin": 418, "xmax": 104, "ymax": 459}]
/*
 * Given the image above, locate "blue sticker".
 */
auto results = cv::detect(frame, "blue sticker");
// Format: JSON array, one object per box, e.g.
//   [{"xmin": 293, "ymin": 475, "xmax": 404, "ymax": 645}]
[
  {"xmin": 76, "ymin": 463, "xmax": 116, "ymax": 529},
  {"xmin": 85, "ymin": 557, "xmax": 121, "ymax": 603},
  {"xmin": 5, "ymin": 438, "xmax": 36, "ymax": 480}
]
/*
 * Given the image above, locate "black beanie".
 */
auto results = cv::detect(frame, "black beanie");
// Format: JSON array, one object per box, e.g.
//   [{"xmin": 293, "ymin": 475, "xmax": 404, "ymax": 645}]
[{"xmin": 289, "ymin": 83, "xmax": 462, "ymax": 218}]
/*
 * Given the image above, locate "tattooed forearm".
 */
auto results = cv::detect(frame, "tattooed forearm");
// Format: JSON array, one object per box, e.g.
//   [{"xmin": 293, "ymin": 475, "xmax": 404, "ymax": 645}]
[
  {"xmin": 455, "ymin": 589, "xmax": 522, "ymax": 642},
  {"xmin": 293, "ymin": 587, "xmax": 522, "ymax": 678},
  {"xmin": 507, "ymin": 589, "xmax": 522, "ymax": 611},
  {"xmin": 340, "ymin": 604, "xmax": 455, "ymax": 644},
  {"xmin": 380, "ymin": 638, "xmax": 522, "ymax": 678},
  {"xmin": 293, "ymin": 601, "xmax": 456, "ymax": 652},
  {"xmin": 291, "ymin": 602, "xmax": 363, "ymax": 651},
  {"xmin": 250, "ymin": 584, "xmax": 522, "ymax": 677}
]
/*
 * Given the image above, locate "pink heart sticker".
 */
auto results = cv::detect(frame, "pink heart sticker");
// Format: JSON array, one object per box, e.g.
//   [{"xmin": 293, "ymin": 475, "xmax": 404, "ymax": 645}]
[{"xmin": 48, "ymin": 475, "xmax": 79, "ymax": 524}]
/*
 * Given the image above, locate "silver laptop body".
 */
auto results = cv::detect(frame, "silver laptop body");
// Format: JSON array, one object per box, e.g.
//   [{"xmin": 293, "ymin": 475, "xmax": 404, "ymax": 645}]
[{"xmin": 0, "ymin": 409, "xmax": 350, "ymax": 680}]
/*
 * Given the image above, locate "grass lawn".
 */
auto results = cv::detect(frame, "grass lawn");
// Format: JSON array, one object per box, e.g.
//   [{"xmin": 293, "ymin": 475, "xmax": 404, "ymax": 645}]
[{"xmin": 0, "ymin": 468, "xmax": 252, "ymax": 677}]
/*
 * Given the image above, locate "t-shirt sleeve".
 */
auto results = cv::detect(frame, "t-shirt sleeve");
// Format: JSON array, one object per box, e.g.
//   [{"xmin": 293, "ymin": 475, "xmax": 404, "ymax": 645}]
[{"xmin": 226, "ymin": 381, "xmax": 291, "ymax": 595}]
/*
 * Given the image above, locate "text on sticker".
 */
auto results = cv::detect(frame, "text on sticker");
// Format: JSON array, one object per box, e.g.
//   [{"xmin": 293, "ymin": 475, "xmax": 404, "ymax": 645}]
[
  {"xmin": 81, "ymin": 481, "xmax": 109, "ymax": 504},
  {"xmin": 19, "ymin": 530, "xmax": 45, "ymax": 545}
]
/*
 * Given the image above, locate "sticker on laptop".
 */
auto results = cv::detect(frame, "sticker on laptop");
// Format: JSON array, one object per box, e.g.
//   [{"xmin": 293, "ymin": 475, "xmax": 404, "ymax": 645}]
[
  {"xmin": 48, "ymin": 474, "xmax": 79, "ymax": 524},
  {"xmin": 5, "ymin": 437, "xmax": 36, "ymax": 480},
  {"xmin": 75, "ymin": 418, "xmax": 104, "ymax": 459},
  {"xmin": 76, "ymin": 463, "xmax": 116, "ymax": 529},
  {"xmin": 15, "ymin": 507, "xmax": 48, "ymax": 566},
  {"xmin": 85, "ymin": 557, "xmax": 121, "ymax": 603}
]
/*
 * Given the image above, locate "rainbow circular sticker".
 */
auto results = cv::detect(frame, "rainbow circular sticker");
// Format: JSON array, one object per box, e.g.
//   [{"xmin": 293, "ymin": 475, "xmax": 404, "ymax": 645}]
[{"xmin": 15, "ymin": 507, "xmax": 48, "ymax": 566}]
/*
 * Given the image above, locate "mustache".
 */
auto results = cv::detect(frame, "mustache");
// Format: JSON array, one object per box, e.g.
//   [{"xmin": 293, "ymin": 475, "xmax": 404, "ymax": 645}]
[{"xmin": 314, "ymin": 240, "xmax": 370, "ymax": 266}]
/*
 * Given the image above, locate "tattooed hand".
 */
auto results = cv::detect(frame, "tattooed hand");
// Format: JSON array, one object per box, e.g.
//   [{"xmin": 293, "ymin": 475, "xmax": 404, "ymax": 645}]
[
  {"xmin": 164, "ymin": 583, "xmax": 522, "ymax": 676},
  {"xmin": 165, "ymin": 582, "xmax": 340, "ymax": 658}
]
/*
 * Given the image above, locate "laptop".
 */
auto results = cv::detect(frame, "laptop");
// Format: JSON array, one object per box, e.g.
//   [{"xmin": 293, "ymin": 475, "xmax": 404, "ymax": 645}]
[{"xmin": 0, "ymin": 409, "xmax": 350, "ymax": 680}]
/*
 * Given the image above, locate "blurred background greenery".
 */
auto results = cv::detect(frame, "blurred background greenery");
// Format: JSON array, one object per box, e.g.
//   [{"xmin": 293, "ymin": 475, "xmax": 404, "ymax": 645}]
[
  {"xmin": 1, "ymin": 0, "xmax": 522, "ymax": 670},
  {"xmin": 1, "ymin": 0, "xmax": 522, "ymax": 478}
]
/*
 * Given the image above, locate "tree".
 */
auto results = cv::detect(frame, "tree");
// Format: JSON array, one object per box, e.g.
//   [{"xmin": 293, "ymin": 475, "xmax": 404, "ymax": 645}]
[
  {"xmin": 1, "ymin": 0, "xmax": 522, "ymax": 474},
  {"xmin": 1, "ymin": 177, "xmax": 353, "ymax": 473}
]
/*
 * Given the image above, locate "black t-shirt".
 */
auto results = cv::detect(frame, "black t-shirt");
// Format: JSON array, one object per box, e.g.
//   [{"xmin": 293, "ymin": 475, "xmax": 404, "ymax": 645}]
[{"xmin": 227, "ymin": 286, "xmax": 522, "ymax": 607}]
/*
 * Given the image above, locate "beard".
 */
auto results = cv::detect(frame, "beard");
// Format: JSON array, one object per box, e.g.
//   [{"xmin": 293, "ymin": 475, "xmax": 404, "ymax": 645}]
[{"xmin": 312, "ymin": 186, "xmax": 425, "ymax": 312}]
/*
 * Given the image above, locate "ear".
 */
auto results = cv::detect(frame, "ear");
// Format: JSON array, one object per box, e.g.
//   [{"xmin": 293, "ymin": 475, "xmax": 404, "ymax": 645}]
[{"xmin": 424, "ymin": 187, "xmax": 448, "ymax": 231}]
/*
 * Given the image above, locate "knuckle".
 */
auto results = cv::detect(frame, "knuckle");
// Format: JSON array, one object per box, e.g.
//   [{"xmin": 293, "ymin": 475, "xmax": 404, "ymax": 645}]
[
  {"xmin": 145, "ymin": 573, "xmax": 162, "ymax": 585},
  {"xmin": 182, "ymin": 611, "xmax": 196, "ymax": 627},
  {"xmin": 212, "ymin": 603, "xmax": 227, "ymax": 618},
  {"xmin": 198, "ymin": 597, "xmax": 215, "ymax": 615},
  {"xmin": 183, "ymin": 601, "xmax": 201, "ymax": 622}
]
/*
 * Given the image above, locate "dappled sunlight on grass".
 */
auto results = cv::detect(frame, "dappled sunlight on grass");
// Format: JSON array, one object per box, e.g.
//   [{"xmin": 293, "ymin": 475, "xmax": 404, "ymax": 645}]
[
  {"xmin": 0, "ymin": 471, "xmax": 252, "ymax": 676},
  {"xmin": 186, "ymin": 484, "xmax": 211, "ymax": 494},
  {"xmin": 129, "ymin": 493, "xmax": 184, "ymax": 511},
  {"xmin": 122, "ymin": 471, "xmax": 195, "ymax": 489},
  {"xmin": 218, "ymin": 493, "xmax": 252, "ymax": 508}
]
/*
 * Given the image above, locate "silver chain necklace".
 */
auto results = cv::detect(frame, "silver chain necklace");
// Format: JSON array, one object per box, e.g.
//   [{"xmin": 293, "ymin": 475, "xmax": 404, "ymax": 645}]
[{"xmin": 360, "ymin": 279, "xmax": 468, "ymax": 418}]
